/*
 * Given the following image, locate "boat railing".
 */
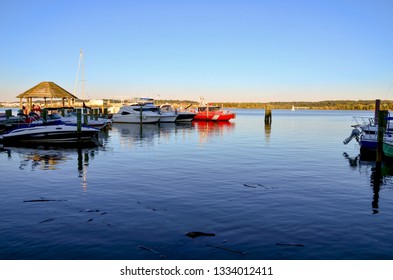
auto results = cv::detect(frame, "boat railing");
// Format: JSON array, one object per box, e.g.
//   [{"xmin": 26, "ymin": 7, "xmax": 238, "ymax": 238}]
[{"xmin": 352, "ymin": 116, "xmax": 375, "ymax": 128}]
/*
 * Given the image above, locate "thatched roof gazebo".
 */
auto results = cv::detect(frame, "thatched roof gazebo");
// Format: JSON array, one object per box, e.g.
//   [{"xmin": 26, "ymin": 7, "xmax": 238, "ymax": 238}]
[{"xmin": 17, "ymin": 81, "xmax": 78, "ymax": 111}]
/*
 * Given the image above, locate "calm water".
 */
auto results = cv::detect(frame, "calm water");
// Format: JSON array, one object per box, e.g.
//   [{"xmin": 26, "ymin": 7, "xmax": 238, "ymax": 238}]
[{"xmin": 1, "ymin": 109, "xmax": 393, "ymax": 260}]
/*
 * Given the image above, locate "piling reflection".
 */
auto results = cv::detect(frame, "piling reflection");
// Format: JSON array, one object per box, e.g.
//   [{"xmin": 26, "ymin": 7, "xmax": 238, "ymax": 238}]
[
  {"xmin": 264, "ymin": 123, "xmax": 271, "ymax": 144},
  {"xmin": 343, "ymin": 151, "xmax": 393, "ymax": 214},
  {"xmin": 1, "ymin": 146, "xmax": 98, "ymax": 192}
]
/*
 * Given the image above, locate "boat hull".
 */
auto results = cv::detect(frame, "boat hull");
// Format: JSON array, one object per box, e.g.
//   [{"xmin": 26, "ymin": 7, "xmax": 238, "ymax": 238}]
[
  {"xmin": 0, "ymin": 125, "xmax": 99, "ymax": 146},
  {"xmin": 175, "ymin": 112, "xmax": 195, "ymax": 122},
  {"xmin": 193, "ymin": 112, "xmax": 236, "ymax": 121}
]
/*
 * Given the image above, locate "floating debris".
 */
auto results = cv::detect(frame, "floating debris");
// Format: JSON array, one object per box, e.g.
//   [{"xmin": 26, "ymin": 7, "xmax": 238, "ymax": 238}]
[
  {"xmin": 24, "ymin": 199, "xmax": 67, "ymax": 202},
  {"xmin": 243, "ymin": 184, "xmax": 257, "ymax": 188},
  {"xmin": 276, "ymin": 243, "xmax": 304, "ymax": 247},
  {"xmin": 39, "ymin": 218, "xmax": 54, "ymax": 223},
  {"xmin": 186, "ymin": 231, "xmax": 216, "ymax": 239},
  {"xmin": 87, "ymin": 219, "xmax": 93, "ymax": 222},
  {"xmin": 207, "ymin": 244, "xmax": 248, "ymax": 255},
  {"xmin": 81, "ymin": 209, "xmax": 100, "ymax": 213},
  {"xmin": 100, "ymin": 212, "xmax": 107, "ymax": 215},
  {"xmin": 243, "ymin": 183, "xmax": 278, "ymax": 190},
  {"xmin": 138, "ymin": 246, "xmax": 165, "ymax": 259}
]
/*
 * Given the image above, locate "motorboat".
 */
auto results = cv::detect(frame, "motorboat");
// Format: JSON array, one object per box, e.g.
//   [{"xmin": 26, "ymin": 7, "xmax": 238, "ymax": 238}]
[
  {"xmin": 111, "ymin": 102, "xmax": 161, "ymax": 124},
  {"xmin": 192, "ymin": 97, "xmax": 236, "ymax": 121},
  {"xmin": 0, "ymin": 112, "xmax": 64, "ymax": 133},
  {"xmin": 343, "ymin": 116, "xmax": 377, "ymax": 151},
  {"xmin": 175, "ymin": 110, "xmax": 196, "ymax": 122},
  {"xmin": 58, "ymin": 111, "xmax": 112, "ymax": 129},
  {"xmin": 0, "ymin": 124, "xmax": 100, "ymax": 146},
  {"xmin": 159, "ymin": 104, "xmax": 182, "ymax": 123}
]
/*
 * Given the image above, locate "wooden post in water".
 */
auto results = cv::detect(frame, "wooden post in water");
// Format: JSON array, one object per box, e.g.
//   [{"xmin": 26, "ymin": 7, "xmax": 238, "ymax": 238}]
[
  {"xmin": 376, "ymin": 109, "xmax": 388, "ymax": 164},
  {"xmin": 42, "ymin": 109, "xmax": 47, "ymax": 122},
  {"xmin": 374, "ymin": 99, "xmax": 380, "ymax": 126},
  {"xmin": 77, "ymin": 109, "xmax": 82, "ymax": 138},
  {"xmin": 83, "ymin": 108, "xmax": 88, "ymax": 126},
  {"xmin": 140, "ymin": 105, "xmax": 143, "ymax": 125},
  {"xmin": 94, "ymin": 109, "xmax": 99, "ymax": 120},
  {"xmin": 5, "ymin": 109, "xmax": 12, "ymax": 120},
  {"xmin": 264, "ymin": 104, "xmax": 272, "ymax": 125},
  {"xmin": 89, "ymin": 108, "xmax": 94, "ymax": 120}
]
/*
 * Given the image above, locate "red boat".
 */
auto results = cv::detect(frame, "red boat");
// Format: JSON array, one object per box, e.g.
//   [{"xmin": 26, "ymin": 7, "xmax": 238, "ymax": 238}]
[{"xmin": 192, "ymin": 98, "xmax": 236, "ymax": 121}]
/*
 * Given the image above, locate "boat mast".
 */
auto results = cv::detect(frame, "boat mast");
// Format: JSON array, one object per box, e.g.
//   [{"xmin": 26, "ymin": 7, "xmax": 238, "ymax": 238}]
[{"xmin": 73, "ymin": 49, "xmax": 85, "ymax": 100}]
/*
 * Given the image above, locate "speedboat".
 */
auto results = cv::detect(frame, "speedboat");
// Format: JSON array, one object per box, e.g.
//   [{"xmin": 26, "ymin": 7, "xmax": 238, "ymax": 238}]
[
  {"xmin": 159, "ymin": 104, "xmax": 179, "ymax": 123},
  {"xmin": 0, "ymin": 112, "xmax": 64, "ymax": 133},
  {"xmin": 0, "ymin": 125, "xmax": 100, "ymax": 146},
  {"xmin": 193, "ymin": 97, "xmax": 235, "ymax": 121},
  {"xmin": 111, "ymin": 102, "xmax": 161, "ymax": 124},
  {"xmin": 58, "ymin": 111, "xmax": 111, "ymax": 129}
]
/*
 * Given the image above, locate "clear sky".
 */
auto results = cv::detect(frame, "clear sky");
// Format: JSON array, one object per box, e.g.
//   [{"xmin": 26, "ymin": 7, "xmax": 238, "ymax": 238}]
[{"xmin": 1, "ymin": 0, "xmax": 392, "ymax": 102}]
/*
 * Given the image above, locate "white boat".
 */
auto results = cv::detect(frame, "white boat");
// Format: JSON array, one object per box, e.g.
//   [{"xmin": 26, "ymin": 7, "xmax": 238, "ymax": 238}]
[
  {"xmin": 159, "ymin": 104, "xmax": 195, "ymax": 122},
  {"xmin": 0, "ymin": 125, "xmax": 100, "ymax": 145},
  {"xmin": 159, "ymin": 104, "xmax": 177, "ymax": 123},
  {"xmin": 59, "ymin": 111, "xmax": 111, "ymax": 129},
  {"xmin": 111, "ymin": 104, "xmax": 161, "ymax": 124}
]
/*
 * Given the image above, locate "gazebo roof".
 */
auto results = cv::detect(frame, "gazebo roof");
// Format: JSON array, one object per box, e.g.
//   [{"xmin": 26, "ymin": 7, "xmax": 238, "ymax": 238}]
[{"xmin": 16, "ymin": 81, "xmax": 78, "ymax": 99}]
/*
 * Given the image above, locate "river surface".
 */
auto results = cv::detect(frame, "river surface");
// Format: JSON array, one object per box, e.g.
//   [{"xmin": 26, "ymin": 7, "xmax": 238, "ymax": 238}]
[{"xmin": 1, "ymin": 109, "xmax": 393, "ymax": 260}]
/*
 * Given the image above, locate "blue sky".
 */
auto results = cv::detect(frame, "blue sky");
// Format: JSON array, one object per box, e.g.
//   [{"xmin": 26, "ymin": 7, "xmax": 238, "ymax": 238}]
[{"xmin": 1, "ymin": 0, "xmax": 392, "ymax": 102}]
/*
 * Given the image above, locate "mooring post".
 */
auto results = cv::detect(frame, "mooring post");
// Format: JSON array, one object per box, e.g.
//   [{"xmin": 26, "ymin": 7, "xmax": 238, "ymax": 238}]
[
  {"xmin": 42, "ymin": 109, "xmax": 47, "ymax": 122},
  {"xmin": 375, "ymin": 99, "xmax": 380, "ymax": 126},
  {"xmin": 264, "ymin": 104, "xmax": 272, "ymax": 125},
  {"xmin": 89, "ymin": 108, "xmax": 94, "ymax": 120},
  {"xmin": 140, "ymin": 105, "xmax": 143, "ymax": 125},
  {"xmin": 77, "ymin": 109, "xmax": 82, "ymax": 137},
  {"xmin": 376, "ymin": 109, "xmax": 388, "ymax": 164},
  {"xmin": 83, "ymin": 108, "xmax": 88, "ymax": 126},
  {"xmin": 94, "ymin": 108, "xmax": 99, "ymax": 120},
  {"xmin": 5, "ymin": 109, "xmax": 12, "ymax": 120}
]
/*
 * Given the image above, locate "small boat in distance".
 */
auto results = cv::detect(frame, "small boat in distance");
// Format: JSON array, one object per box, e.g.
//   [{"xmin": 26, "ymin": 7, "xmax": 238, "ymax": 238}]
[{"xmin": 193, "ymin": 97, "xmax": 236, "ymax": 121}]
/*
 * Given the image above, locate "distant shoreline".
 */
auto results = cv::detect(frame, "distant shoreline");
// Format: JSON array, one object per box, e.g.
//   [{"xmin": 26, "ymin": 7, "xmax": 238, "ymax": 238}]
[{"xmin": 0, "ymin": 99, "xmax": 391, "ymax": 110}]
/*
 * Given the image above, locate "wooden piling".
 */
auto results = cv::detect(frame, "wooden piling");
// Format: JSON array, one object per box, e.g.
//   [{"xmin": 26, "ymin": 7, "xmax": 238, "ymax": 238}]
[
  {"xmin": 5, "ymin": 109, "xmax": 12, "ymax": 120},
  {"xmin": 77, "ymin": 109, "xmax": 82, "ymax": 137},
  {"xmin": 376, "ymin": 109, "xmax": 388, "ymax": 163},
  {"xmin": 83, "ymin": 108, "xmax": 88, "ymax": 126},
  {"xmin": 264, "ymin": 104, "xmax": 272, "ymax": 125},
  {"xmin": 42, "ymin": 109, "xmax": 47, "ymax": 121},
  {"xmin": 140, "ymin": 105, "xmax": 143, "ymax": 125}
]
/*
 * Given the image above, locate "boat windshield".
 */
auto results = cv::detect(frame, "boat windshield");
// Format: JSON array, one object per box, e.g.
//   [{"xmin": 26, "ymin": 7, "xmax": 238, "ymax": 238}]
[{"xmin": 198, "ymin": 106, "xmax": 221, "ymax": 112}]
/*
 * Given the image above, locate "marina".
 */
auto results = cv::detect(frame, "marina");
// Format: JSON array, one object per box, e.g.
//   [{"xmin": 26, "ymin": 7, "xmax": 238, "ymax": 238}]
[{"xmin": 1, "ymin": 109, "xmax": 393, "ymax": 260}]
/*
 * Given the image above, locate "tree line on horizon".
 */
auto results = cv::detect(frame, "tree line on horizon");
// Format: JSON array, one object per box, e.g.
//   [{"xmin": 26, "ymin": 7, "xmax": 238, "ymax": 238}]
[
  {"xmin": 2, "ymin": 99, "xmax": 392, "ymax": 111},
  {"xmin": 153, "ymin": 99, "xmax": 393, "ymax": 110}
]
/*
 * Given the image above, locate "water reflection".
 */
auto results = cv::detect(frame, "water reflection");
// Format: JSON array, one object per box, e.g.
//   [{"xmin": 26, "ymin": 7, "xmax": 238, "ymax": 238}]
[
  {"xmin": 112, "ymin": 121, "xmax": 236, "ymax": 147},
  {"xmin": 1, "ymin": 146, "xmax": 97, "ymax": 192},
  {"xmin": 2, "ymin": 147, "xmax": 71, "ymax": 171},
  {"xmin": 193, "ymin": 121, "xmax": 235, "ymax": 143},
  {"xmin": 265, "ymin": 123, "xmax": 271, "ymax": 144},
  {"xmin": 343, "ymin": 152, "xmax": 393, "ymax": 214},
  {"xmin": 112, "ymin": 123, "xmax": 159, "ymax": 147}
]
